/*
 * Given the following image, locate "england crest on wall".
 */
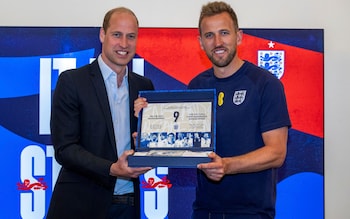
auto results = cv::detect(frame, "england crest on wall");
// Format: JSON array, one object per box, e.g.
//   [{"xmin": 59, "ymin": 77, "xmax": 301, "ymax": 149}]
[{"xmin": 258, "ymin": 50, "xmax": 285, "ymax": 79}]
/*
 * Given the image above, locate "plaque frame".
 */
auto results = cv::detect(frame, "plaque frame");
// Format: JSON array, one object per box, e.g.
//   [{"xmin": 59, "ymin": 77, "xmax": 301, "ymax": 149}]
[{"xmin": 128, "ymin": 89, "xmax": 216, "ymax": 168}]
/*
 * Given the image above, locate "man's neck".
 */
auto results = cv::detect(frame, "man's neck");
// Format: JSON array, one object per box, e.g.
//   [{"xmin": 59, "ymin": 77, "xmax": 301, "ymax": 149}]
[
  {"xmin": 213, "ymin": 58, "xmax": 244, "ymax": 79},
  {"xmin": 116, "ymin": 69, "xmax": 126, "ymax": 87}
]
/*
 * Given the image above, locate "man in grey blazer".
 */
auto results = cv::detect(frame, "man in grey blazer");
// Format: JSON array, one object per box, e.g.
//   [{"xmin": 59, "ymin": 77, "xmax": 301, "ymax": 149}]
[{"xmin": 47, "ymin": 7, "xmax": 154, "ymax": 219}]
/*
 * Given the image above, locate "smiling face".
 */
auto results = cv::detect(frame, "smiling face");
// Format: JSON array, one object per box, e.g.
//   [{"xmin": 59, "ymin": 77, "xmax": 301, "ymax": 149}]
[
  {"xmin": 100, "ymin": 11, "xmax": 138, "ymax": 73},
  {"xmin": 199, "ymin": 12, "xmax": 242, "ymax": 71}
]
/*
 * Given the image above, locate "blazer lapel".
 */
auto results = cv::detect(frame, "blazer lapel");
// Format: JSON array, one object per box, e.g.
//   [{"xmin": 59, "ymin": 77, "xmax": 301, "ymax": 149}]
[{"xmin": 89, "ymin": 60, "xmax": 117, "ymax": 155}]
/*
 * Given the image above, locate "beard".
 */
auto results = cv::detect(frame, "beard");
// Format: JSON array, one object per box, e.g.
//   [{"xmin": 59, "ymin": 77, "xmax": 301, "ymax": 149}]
[{"xmin": 207, "ymin": 48, "xmax": 236, "ymax": 68}]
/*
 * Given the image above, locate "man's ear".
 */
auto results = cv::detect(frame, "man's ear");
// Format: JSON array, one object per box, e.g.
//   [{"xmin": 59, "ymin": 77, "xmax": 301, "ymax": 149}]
[
  {"xmin": 236, "ymin": 30, "xmax": 243, "ymax": 46},
  {"xmin": 198, "ymin": 35, "xmax": 204, "ymax": 50},
  {"xmin": 99, "ymin": 27, "xmax": 105, "ymax": 43}
]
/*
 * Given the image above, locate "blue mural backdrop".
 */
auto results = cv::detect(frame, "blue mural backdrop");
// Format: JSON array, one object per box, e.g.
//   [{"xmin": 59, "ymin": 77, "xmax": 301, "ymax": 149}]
[{"xmin": 0, "ymin": 27, "xmax": 323, "ymax": 219}]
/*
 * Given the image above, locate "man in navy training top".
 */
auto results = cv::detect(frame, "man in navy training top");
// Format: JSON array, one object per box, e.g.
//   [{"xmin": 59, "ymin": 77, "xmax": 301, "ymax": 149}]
[{"xmin": 188, "ymin": 1, "xmax": 291, "ymax": 219}]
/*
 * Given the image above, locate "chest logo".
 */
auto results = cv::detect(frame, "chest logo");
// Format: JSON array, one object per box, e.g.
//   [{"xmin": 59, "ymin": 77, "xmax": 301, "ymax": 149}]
[
  {"xmin": 233, "ymin": 90, "xmax": 247, "ymax": 105},
  {"xmin": 218, "ymin": 92, "xmax": 224, "ymax": 106}
]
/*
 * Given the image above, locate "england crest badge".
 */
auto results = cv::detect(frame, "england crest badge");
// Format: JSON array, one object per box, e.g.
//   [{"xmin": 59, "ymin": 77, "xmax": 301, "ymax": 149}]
[
  {"xmin": 233, "ymin": 90, "xmax": 247, "ymax": 105},
  {"xmin": 258, "ymin": 50, "xmax": 285, "ymax": 79}
]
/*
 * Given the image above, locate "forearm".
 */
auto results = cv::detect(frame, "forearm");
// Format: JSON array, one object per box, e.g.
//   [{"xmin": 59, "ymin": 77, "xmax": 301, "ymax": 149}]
[
  {"xmin": 56, "ymin": 143, "xmax": 113, "ymax": 178},
  {"xmin": 223, "ymin": 145, "xmax": 286, "ymax": 175},
  {"xmin": 223, "ymin": 127, "xmax": 288, "ymax": 175}
]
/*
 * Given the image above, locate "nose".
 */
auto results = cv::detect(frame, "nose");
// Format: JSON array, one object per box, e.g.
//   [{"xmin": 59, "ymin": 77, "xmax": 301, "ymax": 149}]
[
  {"xmin": 120, "ymin": 36, "xmax": 128, "ymax": 48},
  {"xmin": 214, "ymin": 34, "xmax": 223, "ymax": 46}
]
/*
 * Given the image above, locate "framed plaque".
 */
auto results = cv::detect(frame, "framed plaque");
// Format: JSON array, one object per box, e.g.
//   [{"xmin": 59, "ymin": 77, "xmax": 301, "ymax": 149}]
[{"xmin": 128, "ymin": 89, "xmax": 216, "ymax": 168}]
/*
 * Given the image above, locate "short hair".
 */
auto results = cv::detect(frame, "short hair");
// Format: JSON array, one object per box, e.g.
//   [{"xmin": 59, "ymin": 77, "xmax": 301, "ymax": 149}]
[
  {"xmin": 198, "ymin": 1, "xmax": 239, "ymax": 34},
  {"xmin": 102, "ymin": 7, "xmax": 139, "ymax": 31}
]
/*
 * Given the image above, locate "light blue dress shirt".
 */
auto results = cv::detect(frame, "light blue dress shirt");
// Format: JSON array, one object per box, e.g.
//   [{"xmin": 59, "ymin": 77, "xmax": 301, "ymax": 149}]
[{"xmin": 98, "ymin": 55, "xmax": 133, "ymax": 195}]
